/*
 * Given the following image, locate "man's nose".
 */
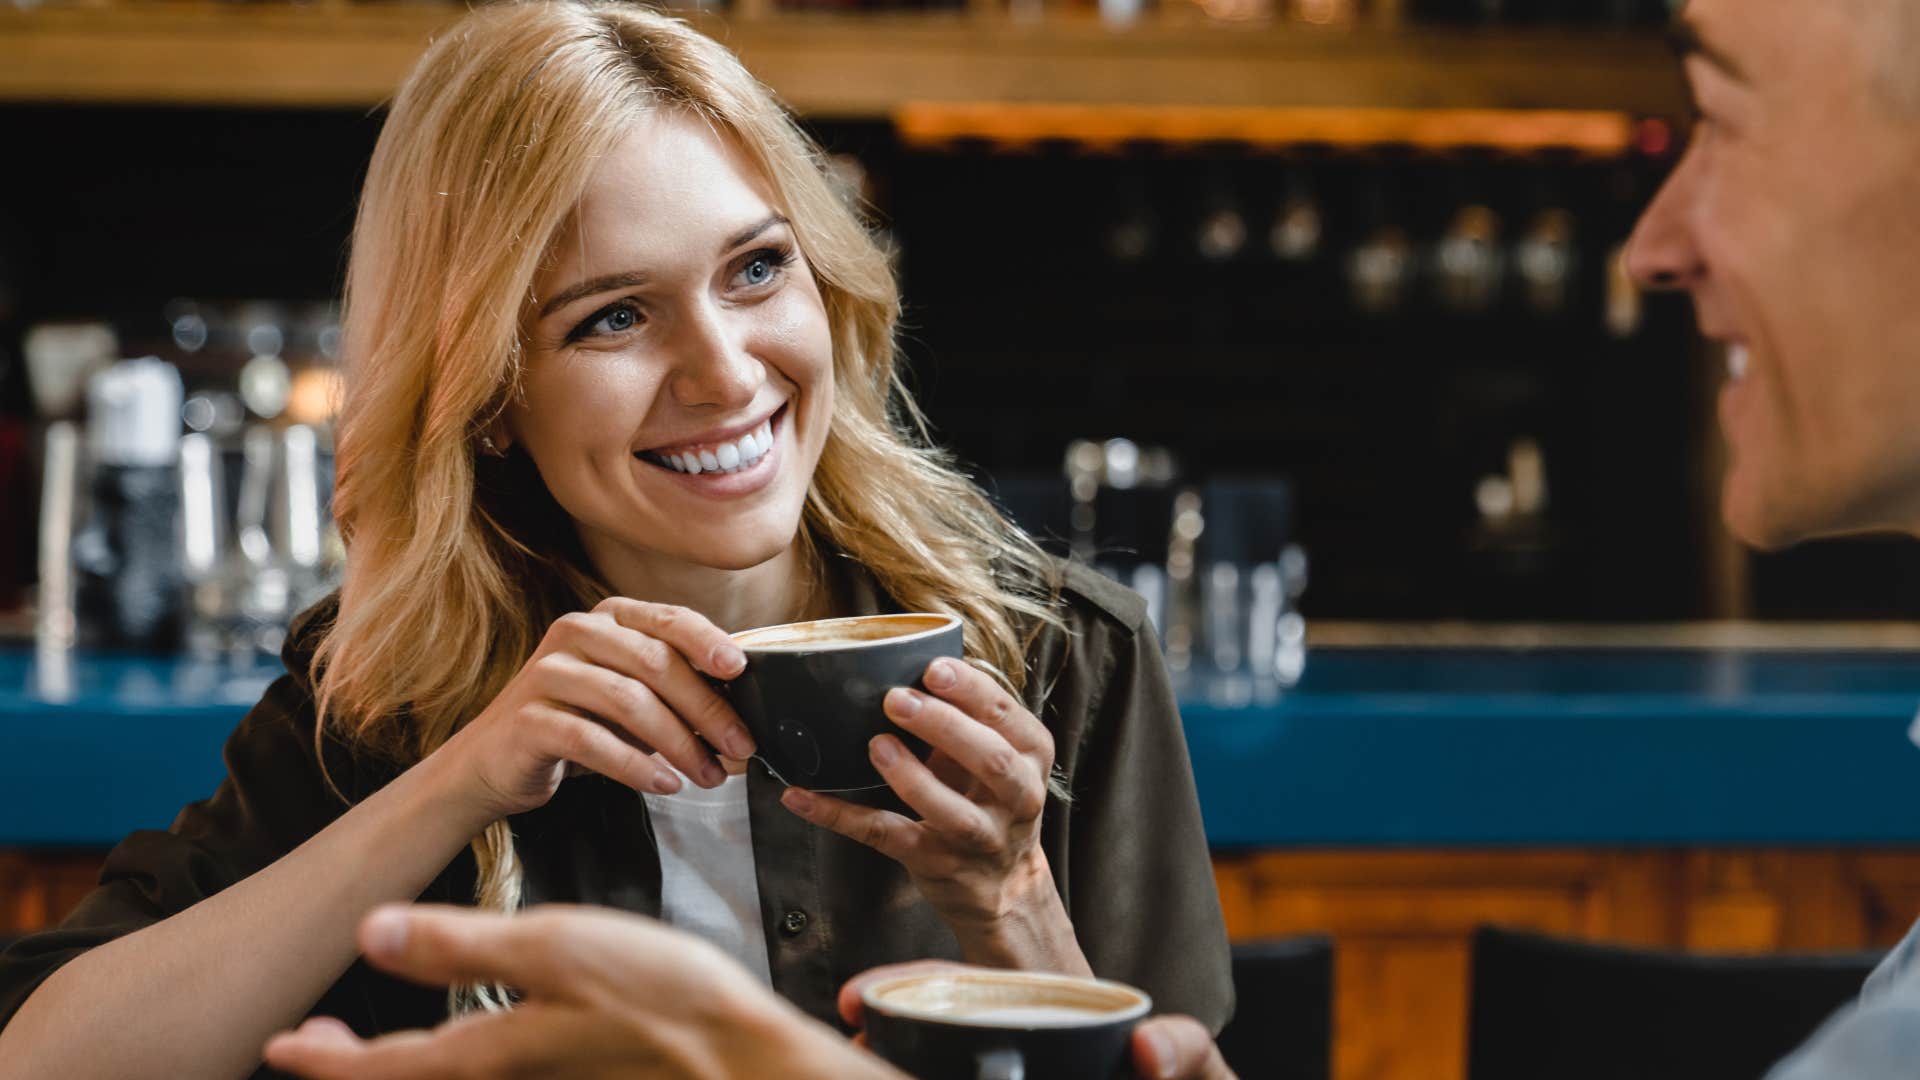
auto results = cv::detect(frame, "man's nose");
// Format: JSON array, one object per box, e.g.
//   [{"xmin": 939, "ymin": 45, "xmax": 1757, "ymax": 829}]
[{"xmin": 1625, "ymin": 149, "xmax": 1706, "ymax": 292}]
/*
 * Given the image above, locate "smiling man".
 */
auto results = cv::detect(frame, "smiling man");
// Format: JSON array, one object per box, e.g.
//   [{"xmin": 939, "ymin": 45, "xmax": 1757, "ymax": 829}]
[{"xmin": 1626, "ymin": 0, "xmax": 1920, "ymax": 1074}]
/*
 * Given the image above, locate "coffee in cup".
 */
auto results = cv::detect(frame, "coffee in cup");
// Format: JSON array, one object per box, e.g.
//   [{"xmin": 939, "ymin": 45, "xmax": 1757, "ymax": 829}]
[
  {"xmin": 724, "ymin": 612, "xmax": 963, "ymax": 791},
  {"xmin": 861, "ymin": 969, "xmax": 1152, "ymax": 1080}
]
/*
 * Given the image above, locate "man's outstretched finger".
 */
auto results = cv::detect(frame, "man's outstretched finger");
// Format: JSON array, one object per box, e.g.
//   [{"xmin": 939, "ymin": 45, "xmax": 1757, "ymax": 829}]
[
  {"xmin": 1132, "ymin": 1014, "xmax": 1236, "ymax": 1080},
  {"xmin": 354, "ymin": 904, "xmax": 580, "ymax": 1000},
  {"xmin": 266, "ymin": 1002, "xmax": 608, "ymax": 1080},
  {"xmin": 264, "ymin": 1016, "xmax": 460, "ymax": 1080}
]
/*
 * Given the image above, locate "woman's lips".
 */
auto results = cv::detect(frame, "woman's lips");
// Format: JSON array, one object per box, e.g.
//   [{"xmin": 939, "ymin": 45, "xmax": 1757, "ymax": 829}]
[{"xmin": 633, "ymin": 405, "xmax": 785, "ymax": 497}]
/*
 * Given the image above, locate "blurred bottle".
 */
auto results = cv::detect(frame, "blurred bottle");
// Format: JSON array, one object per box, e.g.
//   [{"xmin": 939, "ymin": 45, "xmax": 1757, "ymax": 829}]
[
  {"xmin": 1433, "ymin": 204, "xmax": 1505, "ymax": 315},
  {"xmin": 71, "ymin": 358, "xmax": 185, "ymax": 650},
  {"xmin": 1347, "ymin": 224, "xmax": 1415, "ymax": 316},
  {"xmin": 1515, "ymin": 207, "xmax": 1578, "ymax": 317},
  {"xmin": 23, "ymin": 323, "xmax": 117, "ymax": 422},
  {"xmin": 1268, "ymin": 173, "xmax": 1324, "ymax": 264},
  {"xmin": 1104, "ymin": 176, "xmax": 1158, "ymax": 266},
  {"xmin": 1195, "ymin": 193, "xmax": 1249, "ymax": 263},
  {"xmin": 1347, "ymin": 175, "xmax": 1416, "ymax": 316}
]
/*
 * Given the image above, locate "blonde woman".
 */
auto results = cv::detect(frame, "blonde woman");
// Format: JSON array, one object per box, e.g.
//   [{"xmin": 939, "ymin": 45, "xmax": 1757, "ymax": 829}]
[{"xmin": 0, "ymin": 3, "xmax": 1229, "ymax": 1076}]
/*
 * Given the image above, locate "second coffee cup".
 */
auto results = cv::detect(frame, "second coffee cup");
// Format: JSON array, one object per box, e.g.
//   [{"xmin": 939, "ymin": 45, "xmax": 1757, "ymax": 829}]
[{"xmin": 723, "ymin": 612, "xmax": 963, "ymax": 791}]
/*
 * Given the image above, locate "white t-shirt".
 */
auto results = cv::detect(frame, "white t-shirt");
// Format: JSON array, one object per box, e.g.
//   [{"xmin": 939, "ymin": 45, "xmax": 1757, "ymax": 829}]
[{"xmin": 640, "ymin": 769, "xmax": 774, "ymax": 985}]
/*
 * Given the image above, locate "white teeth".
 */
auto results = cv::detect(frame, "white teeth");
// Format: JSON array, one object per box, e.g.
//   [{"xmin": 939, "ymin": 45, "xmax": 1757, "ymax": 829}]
[
  {"xmin": 646, "ymin": 414, "xmax": 778, "ymax": 476},
  {"xmin": 1728, "ymin": 344, "xmax": 1750, "ymax": 382}
]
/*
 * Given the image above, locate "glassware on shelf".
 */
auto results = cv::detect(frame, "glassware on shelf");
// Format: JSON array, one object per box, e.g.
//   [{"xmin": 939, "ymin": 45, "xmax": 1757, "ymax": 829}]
[
  {"xmin": 1347, "ymin": 224, "xmax": 1415, "ymax": 315},
  {"xmin": 1268, "ymin": 177, "xmax": 1324, "ymax": 264},
  {"xmin": 1515, "ymin": 207, "xmax": 1577, "ymax": 316},
  {"xmin": 1433, "ymin": 204, "xmax": 1505, "ymax": 315}
]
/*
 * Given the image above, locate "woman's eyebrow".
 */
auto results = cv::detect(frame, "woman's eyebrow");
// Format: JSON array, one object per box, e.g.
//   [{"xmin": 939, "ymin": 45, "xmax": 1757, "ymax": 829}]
[
  {"xmin": 537, "ymin": 215, "xmax": 791, "ymax": 319},
  {"xmin": 722, "ymin": 213, "xmax": 790, "ymax": 254},
  {"xmin": 538, "ymin": 269, "xmax": 651, "ymax": 319}
]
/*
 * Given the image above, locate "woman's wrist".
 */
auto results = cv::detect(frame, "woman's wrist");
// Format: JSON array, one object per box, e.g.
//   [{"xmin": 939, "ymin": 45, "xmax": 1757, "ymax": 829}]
[
  {"xmin": 948, "ymin": 849, "xmax": 1092, "ymax": 975},
  {"xmin": 403, "ymin": 733, "xmax": 503, "ymax": 844}
]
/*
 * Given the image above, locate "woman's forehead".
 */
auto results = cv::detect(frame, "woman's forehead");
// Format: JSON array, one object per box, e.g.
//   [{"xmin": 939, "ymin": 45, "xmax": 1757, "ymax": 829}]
[{"xmin": 538, "ymin": 113, "xmax": 785, "ymax": 281}]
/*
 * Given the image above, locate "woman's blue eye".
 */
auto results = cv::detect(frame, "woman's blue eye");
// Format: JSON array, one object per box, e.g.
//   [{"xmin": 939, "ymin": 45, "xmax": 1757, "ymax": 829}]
[
  {"xmin": 735, "ymin": 248, "xmax": 791, "ymax": 290},
  {"xmin": 587, "ymin": 303, "xmax": 638, "ymax": 336}
]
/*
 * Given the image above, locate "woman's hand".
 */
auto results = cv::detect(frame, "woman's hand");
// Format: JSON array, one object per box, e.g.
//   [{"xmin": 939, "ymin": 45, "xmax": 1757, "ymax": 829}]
[
  {"xmin": 263, "ymin": 904, "xmax": 905, "ymax": 1080},
  {"xmin": 780, "ymin": 656, "xmax": 1088, "ymax": 973},
  {"xmin": 433, "ymin": 598, "xmax": 756, "ymax": 829}
]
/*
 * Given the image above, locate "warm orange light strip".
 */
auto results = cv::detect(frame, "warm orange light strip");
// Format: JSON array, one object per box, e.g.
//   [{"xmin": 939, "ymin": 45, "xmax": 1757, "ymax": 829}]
[{"xmin": 893, "ymin": 102, "xmax": 1638, "ymax": 155}]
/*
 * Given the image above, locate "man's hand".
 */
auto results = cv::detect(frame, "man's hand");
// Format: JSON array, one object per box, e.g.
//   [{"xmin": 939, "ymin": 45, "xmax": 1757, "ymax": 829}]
[
  {"xmin": 264, "ymin": 904, "xmax": 902, "ymax": 1080},
  {"xmin": 838, "ymin": 961, "xmax": 1238, "ymax": 1080}
]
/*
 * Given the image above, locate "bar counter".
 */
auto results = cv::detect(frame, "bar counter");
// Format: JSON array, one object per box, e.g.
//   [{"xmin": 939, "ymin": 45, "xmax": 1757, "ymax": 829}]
[
  {"xmin": 4, "ymin": 644, "xmax": 1920, "ymax": 848},
  {"xmin": 8, "ymin": 641, "xmax": 1920, "ymax": 1080}
]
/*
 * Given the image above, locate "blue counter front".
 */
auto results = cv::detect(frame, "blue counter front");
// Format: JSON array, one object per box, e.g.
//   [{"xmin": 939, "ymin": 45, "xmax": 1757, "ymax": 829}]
[{"xmin": 5, "ymin": 645, "xmax": 1920, "ymax": 849}]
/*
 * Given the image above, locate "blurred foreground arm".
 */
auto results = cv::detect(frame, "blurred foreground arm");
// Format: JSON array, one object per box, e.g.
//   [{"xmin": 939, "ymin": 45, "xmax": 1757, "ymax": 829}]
[
  {"xmin": 265, "ymin": 904, "xmax": 903, "ymax": 1080},
  {"xmin": 268, "ymin": 907, "xmax": 1237, "ymax": 1080}
]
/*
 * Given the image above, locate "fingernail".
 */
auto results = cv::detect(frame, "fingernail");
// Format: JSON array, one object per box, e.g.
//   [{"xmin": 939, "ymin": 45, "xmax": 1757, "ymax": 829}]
[
  {"xmin": 724, "ymin": 726, "xmax": 756, "ymax": 759},
  {"xmin": 652, "ymin": 768, "xmax": 684, "ymax": 795},
  {"xmin": 925, "ymin": 657, "xmax": 957, "ymax": 689},
  {"xmin": 888, "ymin": 687, "xmax": 923, "ymax": 717},
  {"xmin": 782, "ymin": 788, "xmax": 815, "ymax": 814},
  {"xmin": 1141, "ymin": 1029, "xmax": 1175, "ymax": 1079},
  {"xmin": 362, "ymin": 907, "xmax": 408, "ymax": 959},
  {"xmin": 701, "ymin": 760, "xmax": 727, "ymax": 788},
  {"xmin": 870, "ymin": 735, "xmax": 899, "ymax": 765},
  {"xmin": 711, "ymin": 644, "xmax": 747, "ymax": 678}
]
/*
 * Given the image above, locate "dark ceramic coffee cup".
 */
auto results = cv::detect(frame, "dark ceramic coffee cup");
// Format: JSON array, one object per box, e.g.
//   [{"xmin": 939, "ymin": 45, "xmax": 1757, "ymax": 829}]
[
  {"xmin": 861, "ymin": 969, "xmax": 1153, "ymax": 1080},
  {"xmin": 723, "ymin": 612, "xmax": 963, "ymax": 792}
]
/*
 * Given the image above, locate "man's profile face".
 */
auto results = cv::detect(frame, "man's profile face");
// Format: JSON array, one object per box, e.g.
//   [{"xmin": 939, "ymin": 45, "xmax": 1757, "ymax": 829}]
[{"xmin": 1627, "ymin": 0, "xmax": 1920, "ymax": 549}]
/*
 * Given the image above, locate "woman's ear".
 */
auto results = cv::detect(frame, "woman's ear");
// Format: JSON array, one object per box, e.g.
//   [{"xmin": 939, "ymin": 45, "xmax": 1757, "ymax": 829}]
[{"xmin": 478, "ymin": 423, "xmax": 514, "ymax": 458}]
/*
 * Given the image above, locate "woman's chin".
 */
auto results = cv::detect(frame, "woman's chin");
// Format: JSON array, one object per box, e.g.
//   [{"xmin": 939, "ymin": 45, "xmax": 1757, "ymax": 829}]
[{"xmin": 669, "ymin": 529, "xmax": 802, "ymax": 573}]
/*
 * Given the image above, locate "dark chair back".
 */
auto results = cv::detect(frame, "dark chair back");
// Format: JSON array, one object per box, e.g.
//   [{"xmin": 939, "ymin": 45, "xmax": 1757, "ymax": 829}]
[
  {"xmin": 1216, "ymin": 935, "xmax": 1333, "ymax": 1080},
  {"xmin": 1468, "ymin": 926, "xmax": 1882, "ymax": 1080}
]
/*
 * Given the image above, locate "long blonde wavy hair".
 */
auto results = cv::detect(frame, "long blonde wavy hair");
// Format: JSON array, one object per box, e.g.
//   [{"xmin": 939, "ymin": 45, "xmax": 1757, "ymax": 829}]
[{"xmin": 312, "ymin": 0, "xmax": 1062, "ymax": 1011}]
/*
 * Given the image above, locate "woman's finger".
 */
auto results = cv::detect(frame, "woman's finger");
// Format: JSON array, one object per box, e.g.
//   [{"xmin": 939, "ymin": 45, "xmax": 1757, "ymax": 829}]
[
  {"xmin": 918, "ymin": 658, "xmax": 1053, "ymax": 759},
  {"xmin": 568, "ymin": 611, "xmax": 758, "ymax": 762},
  {"xmin": 526, "ymin": 702, "xmax": 681, "ymax": 797},
  {"xmin": 868, "ymin": 735, "xmax": 1004, "ymax": 851},
  {"xmin": 535, "ymin": 653, "xmax": 724, "ymax": 788},
  {"xmin": 883, "ymin": 688, "xmax": 1043, "ymax": 817},
  {"xmin": 780, "ymin": 788, "xmax": 925, "ymax": 864},
  {"xmin": 594, "ymin": 597, "xmax": 747, "ymax": 680}
]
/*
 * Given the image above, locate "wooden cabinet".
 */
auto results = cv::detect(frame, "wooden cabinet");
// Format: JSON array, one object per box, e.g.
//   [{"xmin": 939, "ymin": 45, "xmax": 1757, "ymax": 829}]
[
  {"xmin": 0, "ymin": 4, "xmax": 1686, "ymax": 117},
  {"xmin": 1214, "ymin": 849, "xmax": 1920, "ymax": 1080},
  {"xmin": 0, "ymin": 852, "xmax": 105, "ymax": 935},
  {"xmin": 11, "ymin": 847, "xmax": 1919, "ymax": 1079}
]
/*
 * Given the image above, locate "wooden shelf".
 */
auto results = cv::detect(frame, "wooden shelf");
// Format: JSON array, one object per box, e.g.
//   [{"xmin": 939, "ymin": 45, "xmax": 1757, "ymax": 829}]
[{"xmin": 0, "ymin": 3, "xmax": 1687, "ymax": 118}]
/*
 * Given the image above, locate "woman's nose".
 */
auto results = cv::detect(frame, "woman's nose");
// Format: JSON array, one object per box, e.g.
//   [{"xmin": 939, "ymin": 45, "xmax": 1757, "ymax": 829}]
[{"xmin": 669, "ymin": 306, "xmax": 764, "ymax": 409}]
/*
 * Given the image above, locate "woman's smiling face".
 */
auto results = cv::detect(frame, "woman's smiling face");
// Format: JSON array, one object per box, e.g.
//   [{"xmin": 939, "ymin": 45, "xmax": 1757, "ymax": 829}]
[{"xmin": 510, "ymin": 110, "xmax": 836, "ymax": 578}]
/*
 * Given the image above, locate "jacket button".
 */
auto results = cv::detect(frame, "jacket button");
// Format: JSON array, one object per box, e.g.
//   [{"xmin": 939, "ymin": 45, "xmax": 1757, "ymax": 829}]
[{"xmin": 782, "ymin": 909, "xmax": 809, "ymax": 936}]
